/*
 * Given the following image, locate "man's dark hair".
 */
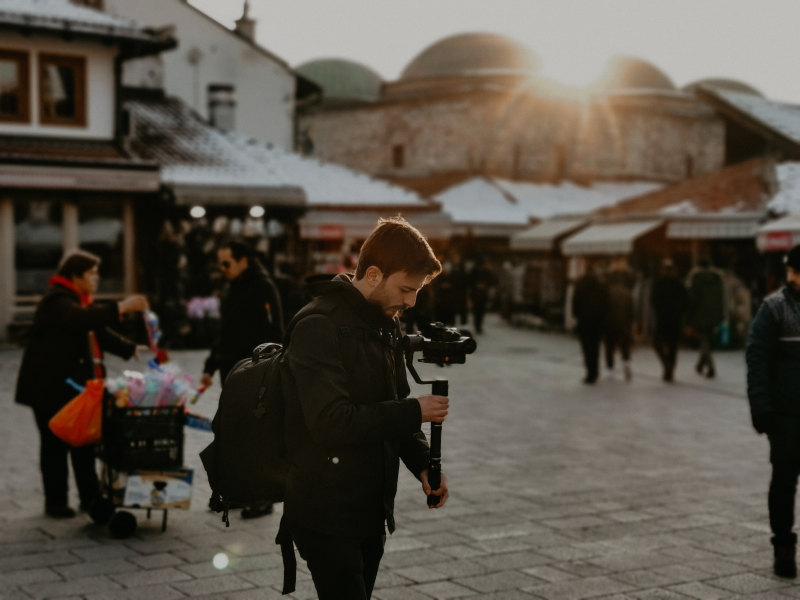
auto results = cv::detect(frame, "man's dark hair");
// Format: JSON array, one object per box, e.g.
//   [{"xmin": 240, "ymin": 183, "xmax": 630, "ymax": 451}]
[
  {"xmin": 220, "ymin": 240, "xmax": 253, "ymax": 262},
  {"xmin": 354, "ymin": 216, "xmax": 442, "ymax": 280},
  {"xmin": 57, "ymin": 249, "xmax": 101, "ymax": 279}
]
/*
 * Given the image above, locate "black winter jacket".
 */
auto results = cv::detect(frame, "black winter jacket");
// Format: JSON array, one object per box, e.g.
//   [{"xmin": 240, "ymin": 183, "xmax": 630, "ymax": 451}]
[
  {"xmin": 283, "ymin": 274, "xmax": 429, "ymax": 537},
  {"xmin": 204, "ymin": 264, "xmax": 284, "ymax": 377},
  {"xmin": 747, "ymin": 285, "xmax": 800, "ymax": 448},
  {"xmin": 15, "ymin": 283, "xmax": 136, "ymax": 417}
]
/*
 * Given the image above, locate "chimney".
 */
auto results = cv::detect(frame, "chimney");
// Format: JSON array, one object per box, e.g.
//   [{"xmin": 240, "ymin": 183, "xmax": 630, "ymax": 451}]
[{"xmin": 235, "ymin": 0, "xmax": 256, "ymax": 42}]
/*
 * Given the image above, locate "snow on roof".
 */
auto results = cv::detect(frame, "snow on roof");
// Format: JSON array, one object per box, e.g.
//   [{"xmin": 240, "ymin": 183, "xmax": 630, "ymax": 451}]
[
  {"xmin": 226, "ymin": 134, "xmax": 432, "ymax": 208},
  {"xmin": 770, "ymin": 162, "xmax": 800, "ymax": 214},
  {"xmin": 435, "ymin": 177, "xmax": 662, "ymax": 226},
  {"xmin": 711, "ymin": 89, "xmax": 800, "ymax": 146},
  {"xmin": 0, "ymin": 0, "xmax": 147, "ymax": 39}
]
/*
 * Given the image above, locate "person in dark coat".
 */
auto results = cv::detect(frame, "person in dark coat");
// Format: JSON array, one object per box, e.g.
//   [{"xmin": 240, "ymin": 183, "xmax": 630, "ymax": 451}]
[
  {"xmin": 572, "ymin": 263, "xmax": 609, "ymax": 384},
  {"xmin": 15, "ymin": 250, "xmax": 147, "ymax": 518},
  {"xmin": 280, "ymin": 217, "xmax": 448, "ymax": 599},
  {"xmin": 650, "ymin": 259, "xmax": 689, "ymax": 382},
  {"xmin": 467, "ymin": 255, "xmax": 496, "ymax": 334},
  {"xmin": 746, "ymin": 245, "xmax": 800, "ymax": 579},
  {"xmin": 604, "ymin": 259, "xmax": 636, "ymax": 381},
  {"xmin": 201, "ymin": 239, "xmax": 284, "ymax": 519},
  {"xmin": 688, "ymin": 257, "xmax": 726, "ymax": 378}
]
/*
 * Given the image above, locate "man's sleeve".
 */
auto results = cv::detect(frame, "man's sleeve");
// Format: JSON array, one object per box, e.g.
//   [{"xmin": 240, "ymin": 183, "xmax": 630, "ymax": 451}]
[
  {"xmin": 400, "ymin": 430, "xmax": 430, "ymax": 480},
  {"xmin": 288, "ymin": 314, "xmax": 422, "ymax": 446},
  {"xmin": 746, "ymin": 301, "xmax": 778, "ymax": 431}
]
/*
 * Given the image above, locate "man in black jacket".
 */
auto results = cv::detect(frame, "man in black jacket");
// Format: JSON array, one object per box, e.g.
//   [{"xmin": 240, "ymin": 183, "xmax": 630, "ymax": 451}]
[
  {"xmin": 201, "ymin": 240, "xmax": 283, "ymax": 518},
  {"xmin": 747, "ymin": 244, "xmax": 800, "ymax": 579},
  {"xmin": 572, "ymin": 262, "xmax": 609, "ymax": 384},
  {"xmin": 282, "ymin": 217, "xmax": 449, "ymax": 599}
]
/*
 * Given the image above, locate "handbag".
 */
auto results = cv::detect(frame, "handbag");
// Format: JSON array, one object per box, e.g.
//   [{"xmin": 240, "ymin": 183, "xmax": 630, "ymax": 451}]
[{"xmin": 49, "ymin": 379, "xmax": 105, "ymax": 446}]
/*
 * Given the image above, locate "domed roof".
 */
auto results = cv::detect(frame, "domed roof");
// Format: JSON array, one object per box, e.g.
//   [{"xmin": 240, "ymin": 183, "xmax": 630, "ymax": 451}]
[
  {"xmin": 682, "ymin": 78, "xmax": 763, "ymax": 97},
  {"xmin": 296, "ymin": 58, "xmax": 383, "ymax": 103},
  {"xmin": 400, "ymin": 32, "xmax": 539, "ymax": 81},
  {"xmin": 596, "ymin": 55, "xmax": 675, "ymax": 92}
]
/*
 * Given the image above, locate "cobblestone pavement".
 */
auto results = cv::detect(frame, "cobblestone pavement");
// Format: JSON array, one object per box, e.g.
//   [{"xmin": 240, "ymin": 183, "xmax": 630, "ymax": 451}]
[{"xmin": 1, "ymin": 314, "xmax": 797, "ymax": 599}]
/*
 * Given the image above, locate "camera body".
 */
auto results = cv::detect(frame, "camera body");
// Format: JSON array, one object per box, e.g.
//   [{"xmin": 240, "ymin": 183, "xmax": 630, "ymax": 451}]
[{"xmin": 404, "ymin": 322, "xmax": 477, "ymax": 366}]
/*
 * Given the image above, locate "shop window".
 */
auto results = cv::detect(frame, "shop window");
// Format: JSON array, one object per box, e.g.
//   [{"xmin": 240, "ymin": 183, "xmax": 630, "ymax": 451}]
[
  {"xmin": 0, "ymin": 49, "xmax": 30, "ymax": 123},
  {"xmin": 39, "ymin": 53, "xmax": 87, "ymax": 126},
  {"xmin": 79, "ymin": 200, "xmax": 124, "ymax": 293},
  {"xmin": 392, "ymin": 144, "xmax": 405, "ymax": 168},
  {"xmin": 15, "ymin": 200, "xmax": 63, "ymax": 295}
]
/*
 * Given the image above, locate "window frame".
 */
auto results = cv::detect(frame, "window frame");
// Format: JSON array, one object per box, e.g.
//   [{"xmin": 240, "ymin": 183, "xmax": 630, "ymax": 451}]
[
  {"xmin": 38, "ymin": 53, "xmax": 87, "ymax": 127},
  {"xmin": 0, "ymin": 48, "xmax": 31, "ymax": 124}
]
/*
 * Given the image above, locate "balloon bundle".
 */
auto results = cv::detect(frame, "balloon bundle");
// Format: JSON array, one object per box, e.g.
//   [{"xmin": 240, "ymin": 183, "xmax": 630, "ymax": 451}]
[{"xmin": 106, "ymin": 365, "xmax": 200, "ymax": 409}]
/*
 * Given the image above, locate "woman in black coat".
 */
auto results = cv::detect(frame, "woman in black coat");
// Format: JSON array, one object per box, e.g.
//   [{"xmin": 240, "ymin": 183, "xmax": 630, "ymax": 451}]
[{"xmin": 15, "ymin": 250, "xmax": 148, "ymax": 518}]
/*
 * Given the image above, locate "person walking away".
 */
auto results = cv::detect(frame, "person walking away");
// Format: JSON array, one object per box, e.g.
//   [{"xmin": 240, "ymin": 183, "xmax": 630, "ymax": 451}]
[
  {"xmin": 279, "ymin": 217, "xmax": 449, "ymax": 599},
  {"xmin": 201, "ymin": 239, "xmax": 284, "ymax": 519},
  {"xmin": 746, "ymin": 244, "xmax": 800, "ymax": 579},
  {"xmin": 650, "ymin": 259, "xmax": 689, "ymax": 382},
  {"xmin": 467, "ymin": 255, "xmax": 496, "ymax": 334},
  {"xmin": 604, "ymin": 259, "xmax": 636, "ymax": 381},
  {"xmin": 571, "ymin": 262, "xmax": 609, "ymax": 384},
  {"xmin": 688, "ymin": 257, "xmax": 726, "ymax": 378},
  {"xmin": 15, "ymin": 250, "xmax": 147, "ymax": 518}
]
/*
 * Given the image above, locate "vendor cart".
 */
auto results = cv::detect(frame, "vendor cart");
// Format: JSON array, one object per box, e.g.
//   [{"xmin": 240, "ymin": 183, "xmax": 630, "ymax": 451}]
[{"xmin": 89, "ymin": 394, "xmax": 192, "ymax": 537}]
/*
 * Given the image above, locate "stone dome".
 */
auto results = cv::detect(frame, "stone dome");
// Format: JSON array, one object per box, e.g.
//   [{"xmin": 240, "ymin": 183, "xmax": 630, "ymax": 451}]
[
  {"xmin": 596, "ymin": 55, "xmax": 675, "ymax": 91},
  {"xmin": 296, "ymin": 58, "xmax": 383, "ymax": 103},
  {"xmin": 400, "ymin": 32, "xmax": 539, "ymax": 81},
  {"xmin": 682, "ymin": 78, "xmax": 763, "ymax": 97}
]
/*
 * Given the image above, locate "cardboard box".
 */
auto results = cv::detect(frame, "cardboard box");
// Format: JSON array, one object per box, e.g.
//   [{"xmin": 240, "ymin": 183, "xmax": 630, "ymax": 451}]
[{"xmin": 110, "ymin": 469, "xmax": 193, "ymax": 509}]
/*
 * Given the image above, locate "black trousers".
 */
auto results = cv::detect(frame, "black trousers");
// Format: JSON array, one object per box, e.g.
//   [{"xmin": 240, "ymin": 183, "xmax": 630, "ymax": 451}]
[
  {"xmin": 577, "ymin": 327, "xmax": 602, "ymax": 382},
  {"xmin": 33, "ymin": 406, "xmax": 99, "ymax": 508},
  {"xmin": 653, "ymin": 328, "xmax": 680, "ymax": 377},
  {"xmin": 770, "ymin": 461, "xmax": 800, "ymax": 544},
  {"xmin": 288, "ymin": 521, "xmax": 385, "ymax": 600},
  {"xmin": 604, "ymin": 327, "xmax": 631, "ymax": 369}
]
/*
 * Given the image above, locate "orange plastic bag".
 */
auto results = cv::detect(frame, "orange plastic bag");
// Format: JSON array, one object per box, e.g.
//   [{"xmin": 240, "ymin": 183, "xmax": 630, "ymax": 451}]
[{"xmin": 49, "ymin": 379, "xmax": 105, "ymax": 446}]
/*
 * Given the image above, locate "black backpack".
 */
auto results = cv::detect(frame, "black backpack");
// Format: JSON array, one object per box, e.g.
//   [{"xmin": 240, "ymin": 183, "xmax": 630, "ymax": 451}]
[{"xmin": 199, "ymin": 301, "xmax": 331, "ymax": 526}]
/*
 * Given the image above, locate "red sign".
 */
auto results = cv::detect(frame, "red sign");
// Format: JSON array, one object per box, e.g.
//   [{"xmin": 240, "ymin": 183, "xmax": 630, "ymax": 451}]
[
  {"xmin": 763, "ymin": 231, "xmax": 794, "ymax": 251},
  {"xmin": 316, "ymin": 224, "xmax": 345, "ymax": 240}
]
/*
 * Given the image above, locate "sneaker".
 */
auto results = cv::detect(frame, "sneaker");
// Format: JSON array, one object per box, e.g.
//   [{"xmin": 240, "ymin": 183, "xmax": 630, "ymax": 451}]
[
  {"xmin": 45, "ymin": 504, "xmax": 76, "ymax": 519},
  {"xmin": 241, "ymin": 503, "xmax": 273, "ymax": 519}
]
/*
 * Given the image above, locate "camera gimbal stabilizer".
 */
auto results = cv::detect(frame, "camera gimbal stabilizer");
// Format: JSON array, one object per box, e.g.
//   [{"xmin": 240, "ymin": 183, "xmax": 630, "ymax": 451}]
[{"xmin": 403, "ymin": 323, "xmax": 477, "ymax": 506}]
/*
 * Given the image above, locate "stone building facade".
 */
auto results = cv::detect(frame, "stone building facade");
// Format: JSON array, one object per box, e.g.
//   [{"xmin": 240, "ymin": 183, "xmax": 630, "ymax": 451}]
[{"xmin": 297, "ymin": 33, "xmax": 725, "ymax": 188}]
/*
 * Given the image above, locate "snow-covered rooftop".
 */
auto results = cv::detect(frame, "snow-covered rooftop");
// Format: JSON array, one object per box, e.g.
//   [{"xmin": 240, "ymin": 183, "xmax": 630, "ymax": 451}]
[
  {"xmin": 711, "ymin": 89, "xmax": 800, "ymax": 146},
  {"xmin": 434, "ymin": 177, "xmax": 662, "ymax": 226},
  {"xmin": 0, "ymin": 0, "xmax": 156, "ymax": 41},
  {"xmin": 769, "ymin": 162, "xmax": 800, "ymax": 214}
]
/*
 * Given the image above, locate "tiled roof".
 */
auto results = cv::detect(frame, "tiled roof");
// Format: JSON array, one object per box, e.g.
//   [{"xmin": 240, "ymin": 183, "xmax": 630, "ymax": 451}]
[{"xmin": 596, "ymin": 158, "xmax": 774, "ymax": 216}]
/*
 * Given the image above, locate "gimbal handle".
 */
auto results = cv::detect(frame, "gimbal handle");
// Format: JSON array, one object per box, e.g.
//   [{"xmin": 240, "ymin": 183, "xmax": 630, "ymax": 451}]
[{"xmin": 427, "ymin": 379, "xmax": 447, "ymax": 506}]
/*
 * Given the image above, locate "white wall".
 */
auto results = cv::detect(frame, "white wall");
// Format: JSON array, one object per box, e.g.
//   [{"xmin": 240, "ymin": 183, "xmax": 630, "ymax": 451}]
[
  {"xmin": 105, "ymin": 0, "xmax": 296, "ymax": 150},
  {"xmin": 0, "ymin": 32, "xmax": 117, "ymax": 139}
]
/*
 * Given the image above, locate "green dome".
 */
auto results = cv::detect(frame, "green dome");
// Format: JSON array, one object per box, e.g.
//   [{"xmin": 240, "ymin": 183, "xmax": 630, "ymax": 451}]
[
  {"xmin": 400, "ymin": 32, "xmax": 539, "ymax": 80},
  {"xmin": 296, "ymin": 58, "xmax": 383, "ymax": 103}
]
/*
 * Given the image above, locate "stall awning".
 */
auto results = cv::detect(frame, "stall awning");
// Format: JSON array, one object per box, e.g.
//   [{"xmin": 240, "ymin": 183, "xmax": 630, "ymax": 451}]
[
  {"xmin": 170, "ymin": 183, "xmax": 306, "ymax": 207},
  {"xmin": 299, "ymin": 210, "xmax": 452, "ymax": 241},
  {"xmin": 510, "ymin": 218, "xmax": 588, "ymax": 251},
  {"xmin": 0, "ymin": 164, "xmax": 160, "ymax": 192},
  {"xmin": 561, "ymin": 220, "xmax": 663, "ymax": 256},
  {"xmin": 667, "ymin": 215, "xmax": 762, "ymax": 240},
  {"xmin": 756, "ymin": 215, "xmax": 800, "ymax": 251}
]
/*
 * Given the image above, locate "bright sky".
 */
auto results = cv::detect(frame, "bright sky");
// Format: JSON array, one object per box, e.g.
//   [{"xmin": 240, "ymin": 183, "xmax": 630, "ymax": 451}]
[{"xmin": 189, "ymin": 0, "xmax": 800, "ymax": 104}]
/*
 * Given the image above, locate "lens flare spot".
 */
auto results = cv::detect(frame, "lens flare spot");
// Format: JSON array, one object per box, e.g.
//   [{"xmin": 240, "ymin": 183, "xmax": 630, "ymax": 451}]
[{"xmin": 212, "ymin": 552, "xmax": 229, "ymax": 570}]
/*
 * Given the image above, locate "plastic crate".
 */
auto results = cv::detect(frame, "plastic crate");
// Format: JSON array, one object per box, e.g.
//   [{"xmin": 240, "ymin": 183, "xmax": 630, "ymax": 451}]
[{"xmin": 103, "ymin": 404, "xmax": 185, "ymax": 470}]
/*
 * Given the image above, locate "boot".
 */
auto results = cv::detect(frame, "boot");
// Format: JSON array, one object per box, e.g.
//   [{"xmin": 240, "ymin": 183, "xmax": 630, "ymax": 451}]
[{"xmin": 772, "ymin": 534, "xmax": 797, "ymax": 579}]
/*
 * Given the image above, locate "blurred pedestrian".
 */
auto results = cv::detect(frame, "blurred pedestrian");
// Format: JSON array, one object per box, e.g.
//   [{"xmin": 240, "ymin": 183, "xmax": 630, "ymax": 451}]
[
  {"xmin": 687, "ymin": 257, "xmax": 726, "ymax": 378},
  {"xmin": 650, "ymin": 259, "xmax": 689, "ymax": 382},
  {"xmin": 467, "ymin": 255, "xmax": 496, "ymax": 334},
  {"xmin": 200, "ymin": 239, "xmax": 284, "ymax": 519},
  {"xmin": 604, "ymin": 258, "xmax": 636, "ymax": 381},
  {"xmin": 433, "ymin": 260, "xmax": 458, "ymax": 326},
  {"xmin": 571, "ymin": 262, "xmax": 609, "ymax": 384},
  {"xmin": 746, "ymin": 244, "xmax": 800, "ymax": 579},
  {"xmin": 15, "ymin": 250, "xmax": 147, "ymax": 518}
]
